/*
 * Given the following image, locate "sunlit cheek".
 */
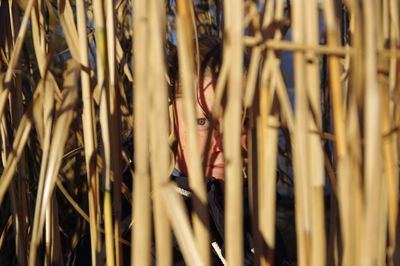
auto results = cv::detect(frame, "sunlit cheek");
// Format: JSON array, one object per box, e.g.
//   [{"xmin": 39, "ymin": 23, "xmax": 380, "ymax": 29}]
[{"xmin": 197, "ymin": 131, "xmax": 208, "ymax": 160}]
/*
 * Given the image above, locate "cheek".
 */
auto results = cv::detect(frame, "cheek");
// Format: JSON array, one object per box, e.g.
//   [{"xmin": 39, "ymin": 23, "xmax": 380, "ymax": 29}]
[
  {"xmin": 177, "ymin": 129, "xmax": 188, "ymax": 159},
  {"xmin": 174, "ymin": 113, "xmax": 188, "ymax": 164},
  {"xmin": 197, "ymin": 131, "xmax": 209, "ymax": 157}
]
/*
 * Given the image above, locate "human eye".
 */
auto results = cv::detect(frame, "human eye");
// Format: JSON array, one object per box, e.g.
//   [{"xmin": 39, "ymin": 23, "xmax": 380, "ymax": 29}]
[{"xmin": 196, "ymin": 117, "xmax": 210, "ymax": 128}]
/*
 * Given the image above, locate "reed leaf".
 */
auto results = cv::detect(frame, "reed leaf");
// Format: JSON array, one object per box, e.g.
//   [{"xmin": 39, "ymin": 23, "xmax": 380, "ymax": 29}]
[
  {"xmin": 0, "ymin": 89, "xmax": 40, "ymax": 205},
  {"xmin": 29, "ymin": 60, "xmax": 79, "ymax": 266},
  {"xmin": 161, "ymin": 182, "xmax": 204, "ymax": 266}
]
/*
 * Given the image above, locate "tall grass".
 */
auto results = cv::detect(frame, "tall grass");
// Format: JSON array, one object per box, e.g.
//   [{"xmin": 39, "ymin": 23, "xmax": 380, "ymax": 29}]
[{"xmin": 0, "ymin": 0, "xmax": 399, "ymax": 265}]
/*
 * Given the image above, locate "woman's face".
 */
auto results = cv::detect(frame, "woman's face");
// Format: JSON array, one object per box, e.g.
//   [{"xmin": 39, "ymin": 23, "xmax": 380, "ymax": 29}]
[{"xmin": 173, "ymin": 76, "xmax": 248, "ymax": 180}]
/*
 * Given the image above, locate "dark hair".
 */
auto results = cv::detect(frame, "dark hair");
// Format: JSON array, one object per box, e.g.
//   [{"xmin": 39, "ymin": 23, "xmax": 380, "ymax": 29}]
[{"xmin": 167, "ymin": 35, "xmax": 223, "ymax": 99}]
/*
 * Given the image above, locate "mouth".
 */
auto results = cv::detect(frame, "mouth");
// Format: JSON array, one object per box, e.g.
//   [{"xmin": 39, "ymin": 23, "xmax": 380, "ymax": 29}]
[{"xmin": 208, "ymin": 164, "xmax": 224, "ymax": 169}]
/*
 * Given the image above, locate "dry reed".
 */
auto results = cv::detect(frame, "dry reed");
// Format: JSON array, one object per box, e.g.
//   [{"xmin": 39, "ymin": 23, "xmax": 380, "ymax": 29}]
[{"xmin": 0, "ymin": 1, "xmax": 398, "ymax": 266}]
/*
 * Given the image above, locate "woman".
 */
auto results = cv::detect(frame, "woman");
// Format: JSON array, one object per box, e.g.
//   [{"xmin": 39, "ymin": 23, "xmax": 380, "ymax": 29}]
[
  {"xmin": 167, "ymin": 36, "xmax": 252, "ymax": 265},
  {"xmin": 168, "ymin": 36, "xmax": 290, "ymax": 266}
]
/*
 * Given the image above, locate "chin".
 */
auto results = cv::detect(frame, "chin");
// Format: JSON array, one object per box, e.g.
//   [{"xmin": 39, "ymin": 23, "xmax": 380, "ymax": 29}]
[{"xmin": 208, "ymin": 168, "xmax": 224, "ymax": 180}]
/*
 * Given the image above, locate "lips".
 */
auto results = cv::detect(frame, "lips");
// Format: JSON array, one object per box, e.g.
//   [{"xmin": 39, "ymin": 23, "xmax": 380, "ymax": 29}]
[{"xmin": 208, "ymin": 164, "xmax": 224, "ymax": 169}]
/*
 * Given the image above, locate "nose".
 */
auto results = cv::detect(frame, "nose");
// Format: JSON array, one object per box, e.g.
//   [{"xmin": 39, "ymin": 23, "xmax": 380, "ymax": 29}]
[{"xmin": 213, "ymin": 130, "xmax": 223, "ymax": 152}]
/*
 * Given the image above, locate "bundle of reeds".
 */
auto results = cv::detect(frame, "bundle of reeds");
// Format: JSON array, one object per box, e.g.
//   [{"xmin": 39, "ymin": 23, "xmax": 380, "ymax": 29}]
[{"xmin": 0, "ymin": 0, "xmax": 399, "ymax": 265}]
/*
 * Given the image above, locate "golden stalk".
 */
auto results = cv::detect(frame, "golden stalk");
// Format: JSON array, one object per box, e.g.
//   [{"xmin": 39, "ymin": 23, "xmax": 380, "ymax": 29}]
[
  {"xmin": 0, "ymin": 0, "xmax": 36, "ymax": 122},
  {"xmin": 304, "ymin": 1, "xmax": 326, "ymax": 265},
  {"xmin": 323, "ymin": 0, "xmax": 347, "ymax": 159},
  {"xmin": 247, "ymin": 39, "xmax": 353, "ymax": 56},
  {"xmin": 176, "ymin": 1, "xmax": 211, "ymax": 262},
  {"xmin": 42, "ymin": 82, "xmax": 56, "ymax": 266},
  {"xmin": 161, "ymin": 183, "xmax": 205, "ymax": 266},
  {"xmin": 148, "ymin": 0, "xmax": 172, "ymax": 264},
  {"xmin": 7, "ymin": 2, "xmax": 29, "ymax": 264},
  {"xmin": 386, "ymin": 0, "xmax": 400, "ymax": 263},
  {"xmin": 258, "ymin": 2, "xmax": 287, "ymax": 264},
  {"xmin": 256, "ymin": 66, "xmax": 278, "ymax": 266},
  {"xmin": 291, "ymin": 1, "xmax": 313, "ymax": 265},
  {"xmin": 255, "ymin": 53, "xmax": 272, "ymax": 266},
  {"xmin": 132, "ymin": 1, "xmax": 152, "ymax": 266},
  {"xmin": 244, "ymin": 46, "xmax": 262, "ymax": 109},
  {"xmin": 105, "ymin": 0, "xmax": 123, "ymax": 263},
  {"xmin": 92, "ymin": 0, "xmax": 115, "ymax": 263},
  {"xmin": 76, "ymin": 0, "xmax": 100, "ymax": 264},
  {"xmin": 222, "ymin": 0, "xmax": 244, "ymax": 265},
  {"xmin": 361, "ymin": 1, "xmax": 385, "ymax": 265},
  {"xmin": 323, "ymin": 1, "xmax": 349, "ymax": 263},
  {"xmin": 57, "ymin": 0, "xmax": 80, "ymax": 61},
  {"xmin": 0, "ymin": 89, "xmax": 28, "ymax": 265}
]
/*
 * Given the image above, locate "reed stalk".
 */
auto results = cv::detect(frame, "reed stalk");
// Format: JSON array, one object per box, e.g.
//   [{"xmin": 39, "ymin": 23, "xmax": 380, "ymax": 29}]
[
  {"xmin": 323, "ymin": 1, "xmax": 349, "ymax": 264},
  {"xmin": 304, "ymin": 1, "xmax": 326, "ymax": 265},
  {"xmin": 76, "ymin": 0, "xmax": 100, "ymax": 264},
  {"xmin": 323, "ymin": 0, "xmax": 346, "ymax": 159},
  {"xmin": 176, "ymin": 0, "xmax": 210, "ymax": 262},
  {"xmin": 291, "ymin": 1, "xmax": 311, "ymax": 265},
  {"xmin": 257, "ymin": 2, "xmax": 287, "ymax": 264},
  {"xmin": 6, "ymin": 2, "xmax": 29, "ymax": 264},
  {"xmin": 93, "ymin": 0, "xmax": 115, "ymax": 264},
  {"xmin": 222, "ymin": 0, "xmax": 244, "ymax": 265},
  {"xmin": 132, "ymin": 0, "xmax": 152, "ymax": 265},
  {"xmin": 105, "ymin": 0, "xmax": 123, "ymax": 264},
  {"xmin": 361, "ymin": 1, "xmax": 384, "ymax": 265},
  {"xmin": 386, "ymin": 0, "xmax": 400, "ymax": 262},
  {"xmin": 1, "ymin": 87, "xmax": 28, "ymax": 265},
  {"xmin": 58, "ymin": 0, "xmax": 80, "ymax": 61},
  {"xmin": 0, "ymin": 0, "xmax": 36, "ymax": 122},
  {"xmin": 0, "ymin": 91, "xmax": 39, "ymax": 204},
  {"xmin": 256, "ymin": 69, "xmax": 278, "ymax": 266},
  {"xmin": 148, "ymin": 0, "xmax": 172, "ymax": 264},
  {"xmin": 161, "ymin": 183, "xmax": 204, "ymax": 266}
]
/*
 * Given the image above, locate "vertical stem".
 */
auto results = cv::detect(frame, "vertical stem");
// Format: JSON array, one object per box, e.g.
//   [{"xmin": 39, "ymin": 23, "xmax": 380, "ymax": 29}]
[
  {"xmin": 323, "ymin": 1, "xmax": 348, "ymax": 264},
  {"xmin": 148, "ymin": 0, "xmax": 172, "ymax": 265},
  {"xmin": 93, "ymin": 0, "xmax": 114, "ymax": 264},
  {"xmin": 1, "ymin": 92, "xmax": 28, "ymax": 265},
  {"xmin": 304, "ymin": 1, "xmax": 326, "ymax": 265},
  {"xmin": 76, "ymin": 0, "xmax": 100, "ymax": 264},
  {"xmin": 176, "ymin": 0, "xmax": 211, "ymax": 262},
  {"xmin": 323, "ymin": 0, "xmax": 346, "ymax": 157},
  {"xmin": 223, "ymin": 0, "xmax": 244, "ymax": 265},
  {"xmin": 386, "ymin": 0, "xmax": 400, "ymax": 263},
  {"xmin": 7, "ymin": 1, "xmax": 29, "ymax": 263},
  {"xmin": 105, "ymin": 0, "xmax": 123, "ymax": 264},
  {"xmin": 0, "ymin": 0, "xmax": 37, "ymax": 124},
  {"xmin": 361, "ymin": 1, "xmax": 383, "ymax": 265},
  {"xmin": 132, "ymin": 1, "xmax": 152, "ymax": 266},
  {"xmin": 258, "ymin": 2, "xmax": 287, "ymax": 264},
  {"xmin": 292, "ymin": 0, "xmax": 312, "ymax": 265},
  {"xmin": 161, "ymin": 184, "xmax": 204, "ymax": 266}
]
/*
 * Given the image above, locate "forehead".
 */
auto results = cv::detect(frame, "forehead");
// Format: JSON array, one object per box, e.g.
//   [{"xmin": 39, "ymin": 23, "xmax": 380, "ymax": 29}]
[
  {"xmin": 197, "ymin": 75, "xmax": 216, "ymax": 113},
  {"xmin": 174, "ymin": 74, "xmax": 216, "ymax": 98}
]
